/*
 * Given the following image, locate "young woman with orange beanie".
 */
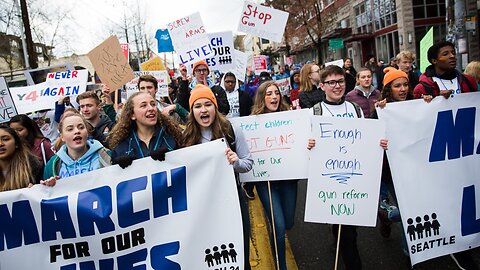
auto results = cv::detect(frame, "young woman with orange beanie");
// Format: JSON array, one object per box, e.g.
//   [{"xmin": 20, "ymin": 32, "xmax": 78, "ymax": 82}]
[{"xmin": 180, "ymin": 84, "xmax": 254, "ymax": 270}]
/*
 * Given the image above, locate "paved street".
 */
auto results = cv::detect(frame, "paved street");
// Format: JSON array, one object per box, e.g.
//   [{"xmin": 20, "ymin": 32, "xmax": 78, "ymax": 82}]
[{"xmin": 249, "ymin": 179, "xmax": 480, "ymax": 270}]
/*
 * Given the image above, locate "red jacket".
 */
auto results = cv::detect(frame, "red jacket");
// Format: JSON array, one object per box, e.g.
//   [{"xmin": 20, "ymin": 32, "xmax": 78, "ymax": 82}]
[{"xmin": 413, "ymin": 65, "xmax": 477, "ymax": 98}]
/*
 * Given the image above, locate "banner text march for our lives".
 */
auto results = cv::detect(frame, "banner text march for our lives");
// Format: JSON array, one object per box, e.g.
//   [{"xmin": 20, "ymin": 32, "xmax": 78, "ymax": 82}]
[
  {"xmin": 377, "ymin": 92, "xmax": 480, "ymax": 266},
  {"xmin": 10, "ymin": 69, "xmax": 88, "ymax": 114},
  {"xmin": 230, "ymin": 109, "xmax": 310, "ymax": 182},
  {"xmin": 304, "ymin": 117, "xmax": 385, "ymax": 227},
  {"xmin": 0, "ymin": 140, "xmax": 244, "ymax": 270}
]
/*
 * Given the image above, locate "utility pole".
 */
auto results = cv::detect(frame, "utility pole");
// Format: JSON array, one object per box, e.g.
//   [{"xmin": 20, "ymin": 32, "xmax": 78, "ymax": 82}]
[
  {"xmin": 446, "ymin": 0, "xmax": 467, "ymax": 70},
  {"xmin": 19, "ymin": 0, "xmax": 38, "ymax": 69},
  {"xmin": 13, "ymin": 0, "xmax": 29, "ymax": 69}
]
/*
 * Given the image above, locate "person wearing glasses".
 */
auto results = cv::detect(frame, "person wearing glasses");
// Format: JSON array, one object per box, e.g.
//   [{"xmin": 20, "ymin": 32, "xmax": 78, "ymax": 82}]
[
  {"xmin": 219, "ymin": 72, "xmax": 253, "ymax": 118},
  {"xmin": 177, "ymin": 60, "xmax": 230, "ymax": 115},
  {"xmin": 298, "ymin": 63, "xmax": 325, "ymax": 109},
  {"xmin": 310, "ymin": 65, "xmax": 388, "ymax": 270}
]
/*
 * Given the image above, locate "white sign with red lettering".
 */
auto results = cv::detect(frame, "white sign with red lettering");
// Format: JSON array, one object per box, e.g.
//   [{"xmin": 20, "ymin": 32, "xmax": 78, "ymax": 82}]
[
  {"xmin": 125, "ymin": 71, "xmax": 169, "ymax": 99},
  {"xmin": 237, "ymin": 1, "xmax": 289, "ymax": 43},
  {"xmin": 254, "ymin": 55, "xmax": 267, "ymax": 75},
  {"xmin": 168, "ymin": 12, "xmax": 213, "ymax": 65}
]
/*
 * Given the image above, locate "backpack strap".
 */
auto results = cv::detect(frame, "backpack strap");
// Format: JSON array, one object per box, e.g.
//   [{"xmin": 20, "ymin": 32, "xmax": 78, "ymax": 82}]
[
  {"xmin": 349, "ymin": 101, "xmax": 363, "ymax": 118},
  {"xmin": 460, "ymin": 73, "xmax": 476, "ymax": 92},
  {"xmin": 313, "ymin": 102, "xmax": 323, "ymax": 116},
  {"xmin": 225, "ymin": 121, "xmax": 236, "ymax": 153},
  {"xmin": 420, "ymin": 81, "xmax": 435, "ymax": 96}
]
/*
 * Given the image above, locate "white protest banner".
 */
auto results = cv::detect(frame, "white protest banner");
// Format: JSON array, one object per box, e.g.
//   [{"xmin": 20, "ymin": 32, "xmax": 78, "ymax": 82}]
[
  {"xmin": 230, "ymin": 109, "xmax": 310, "ymax": 182},
  {"xmin": 324, "ymin": 59, "xmax": 344, "ymax": 68},
  {"xmin": 233, "ymin": 50, "xmax": 248, "ymax": 82},
  {"xmin": 0, "ymin": 139, "xmax": 244, "ymax": 270},
  {"xmin": 11, "ymin": 83, "xmax": 53, "ymax": 114},
  {"xmin": 254, "ymin": 55, "xmax": 267, "ymax": 75},
  {"xmin": 376, "ymin": 92, "xmax": 480, "ymax": 265},
  {"xmin": 206, "ymin": 31, "xmax": 235, "ymax": 72},
  {"xmin": 0, "ymin": 77, "xmax": 18, "ymax": 122},
  {"xmin": 237, "ymin": 1, "xmax": 289, "ymax": 43},
  {"xmin": 125, "ymin": 71, "xmax": 170, "ymax": 99},
  {"xmin": 169, "ymin": 12, "xmax": 213, "ymax": 65},
  {"xmin": 305, "ymin": 116, "xmax": 385, "ymax": 226},
  {"xmin": 275, "ymin": 78, "xmax": 290, "ymax": 97},
  {"xmin": 10, "ymin": 70, "xmax": 88, "ymax": 115},
  {"xmin": 45, "ymin": 69, "xmax": 88, "ymax": 95}
]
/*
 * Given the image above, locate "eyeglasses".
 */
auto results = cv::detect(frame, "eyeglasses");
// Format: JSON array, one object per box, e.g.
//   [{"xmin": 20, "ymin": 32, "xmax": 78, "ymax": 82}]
[
  {"xmin": 224, "ymin": 80, "xmax": 236, "ymax": 84},
  {"xmin": 195, "ymin": 69, "xmax": 209, "ymax": 74},
  {"xmin": 323, "ymin": 79, "xmax": 346, "ymax": 87}
]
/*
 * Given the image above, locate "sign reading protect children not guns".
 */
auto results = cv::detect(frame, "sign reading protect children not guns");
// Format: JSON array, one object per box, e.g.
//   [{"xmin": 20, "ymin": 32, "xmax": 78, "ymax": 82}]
[{"xmin": 230, "ymin": 109, "xmax": 311, "ymax": 182}]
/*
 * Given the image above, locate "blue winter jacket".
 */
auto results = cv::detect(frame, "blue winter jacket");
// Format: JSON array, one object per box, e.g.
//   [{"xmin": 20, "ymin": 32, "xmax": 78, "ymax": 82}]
[
  {"xmin": 111, "ymin": 125, "xmax": 177, "ymax": 161},
  {"xmin": 43, "ymin": 139, "xmax": 111, "ymax": 179}
]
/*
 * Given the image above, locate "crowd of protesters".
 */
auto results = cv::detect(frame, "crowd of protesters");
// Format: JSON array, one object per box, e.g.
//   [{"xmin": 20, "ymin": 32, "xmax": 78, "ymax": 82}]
[{"xmin": 1, "ymin": 41, "xmax": 479, "ymax": 270}]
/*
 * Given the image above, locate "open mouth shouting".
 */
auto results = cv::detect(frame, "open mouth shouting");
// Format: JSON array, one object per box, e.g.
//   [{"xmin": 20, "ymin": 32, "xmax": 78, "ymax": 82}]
[{"xmin": 73, "ymin": 135, "xmax": 84, "ymax": 145}]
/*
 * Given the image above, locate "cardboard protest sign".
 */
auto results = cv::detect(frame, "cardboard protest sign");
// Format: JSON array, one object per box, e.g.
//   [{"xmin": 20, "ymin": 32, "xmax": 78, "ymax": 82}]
[
  {"xmin": 230, "ymin": 109, "xmax": 310, "ymax": 182},
  {"xmin": 125, "ymin": 71, "xmax": 170, "ymax": 99},
  {"xmin": 88, "ymin": 35, "xmax": 135, "ymax": 90},
  {"xmin": 237, "ymin": 1, "xmax": 289, "ymax": 43},
  {"xmin": 254, "ymin": 55, "xmax": 268, "ymax": 75},
  {"xmin": 233, "ymin": 49, "xmax": 248, "ymax": 82},
  {"xmin": 0, "ymin": 139, "xmax": 244, "ymax": 270},
  {"xmin": 376, "ymin": 92, "xmax": 480, "ymax": 265},
  {"xmin": 324, "ymin": 59, "xmax": 344, "ymax": 68},
  {"xmin": 205, "ymin": 31, "xmax": 235, "ymax": 72},
  {"xmin": 275, "ymin": 78, "xmax": 290, "ymax": 97},
  {"xmin": 168, "ymin": 12, "xmax": 213, "ymax": 65},
  {"xmin": 140, "ymin": 56, "xmax": 166, "ymax": 71},
  {"xmin": 0, "ymin": 77, "xmax": 18, "ymax": 123},
  {"xmin": 304, "ymin": 116, "xmax": 385, "ymax": 226}
]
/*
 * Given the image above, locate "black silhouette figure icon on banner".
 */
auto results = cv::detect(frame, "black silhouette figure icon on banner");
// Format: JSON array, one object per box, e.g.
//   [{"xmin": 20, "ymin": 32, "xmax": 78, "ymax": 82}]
[
  {"xmin": 205, "ymin": 249, "xmax": 214, "ymax": 267},
  {"xmin": 205, "ymin": 243, "xmax": 238, "ymax": 267},
  {"xmin": 406, "ymin": 213, "xmax": 441, "ymax": 241}
]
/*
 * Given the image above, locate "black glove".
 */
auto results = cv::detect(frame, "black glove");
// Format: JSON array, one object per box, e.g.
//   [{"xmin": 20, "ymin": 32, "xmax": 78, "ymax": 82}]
[
  {"xmin": 150, "ymin": 147, "xmax": 168, "ymax": 161},
  {"xmin": 113, "ymin": 155, "xmax": 135, "ymax": 169}
]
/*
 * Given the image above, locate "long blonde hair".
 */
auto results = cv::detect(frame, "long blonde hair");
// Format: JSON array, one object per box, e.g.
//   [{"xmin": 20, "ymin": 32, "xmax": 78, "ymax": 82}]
[
  {"xmin": 299, "ymin": 63, "xmax": 315, "ymax": 92},
  {"xmin": 108, "ymin": 92, "xmax": 183, "ymax": 149},
  {"xmin": 180, "ymin": 104, "xmax": 231, "ymax": 147},
  {"xmin": 0, "ymin": 126, "xmax": 35, "ymax": 191},
  {"xmin": 250, "ymin": 81, "xmax": 290, "ymax": 115}
]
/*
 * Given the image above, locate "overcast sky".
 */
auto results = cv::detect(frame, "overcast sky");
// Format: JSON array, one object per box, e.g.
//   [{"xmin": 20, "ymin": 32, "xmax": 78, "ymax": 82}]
[{"xmin": 64, "ymin": 0, "xmax": 252, "ymax": 55}]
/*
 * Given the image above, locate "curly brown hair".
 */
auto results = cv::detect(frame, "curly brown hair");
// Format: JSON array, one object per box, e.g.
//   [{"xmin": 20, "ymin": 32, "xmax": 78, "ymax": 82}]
[
  {"xmin": 251, "ymin": 81, "xmax": 290, "ymax": 115},
  {"xmin": 180, "ymin": 105, "xmax": 231, "ymax": 147},
  {"xmin": 108, "ymin": 92, "xmax": 183, "ymax": 149}
]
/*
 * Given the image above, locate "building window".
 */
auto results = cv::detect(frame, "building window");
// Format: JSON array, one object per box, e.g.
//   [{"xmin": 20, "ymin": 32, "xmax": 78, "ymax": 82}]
[
  {"xmin": 373, "ymin": 0, "xmax": 397, "ymax": 31},
  {"xmin": 355, "ymin": 0, "xmax": 372, "ymax": 33},
  {"xmin": 412, "ymin": 0, "xmax": 446, "ymax": 19},
  {"xmin": 375, "ymin": 31, "xmax": 400, "ymax": 61},
  {"xmin": 10, "ymin": 40, "xmax": 19, "ymax": 48}
]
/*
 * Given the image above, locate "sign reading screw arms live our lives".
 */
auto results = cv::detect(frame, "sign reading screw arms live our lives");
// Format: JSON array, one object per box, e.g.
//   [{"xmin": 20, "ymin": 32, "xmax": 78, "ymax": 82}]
[
  {"xmin": 230, "ymin": 109, "xmax": 310, "ymax": 182},
  {"xmin": 168, "ymin": 12, "xmax": 213, "ymax": 66},
  {"xmin": 237, "ymin": 1, "xmax": 289, "ymax": 43},
  {"xmin": 88, "ymin": 35, "xmax": 135, "ymax": 91},
  {"xmin": 377, "ymin": 92, "xmax": 480, "ymax": 266},
  {"xmin": 305, "ymin": 116, "xmax": 385, "ymax": 227},
  {"xmin": 0, "ymin": 140, "xmax": 244, "ymax": 270}
]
